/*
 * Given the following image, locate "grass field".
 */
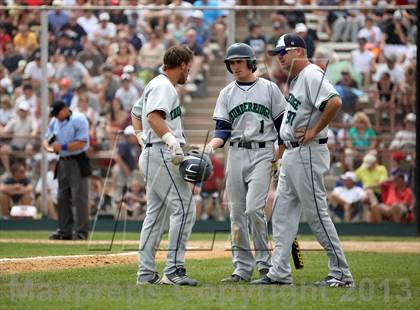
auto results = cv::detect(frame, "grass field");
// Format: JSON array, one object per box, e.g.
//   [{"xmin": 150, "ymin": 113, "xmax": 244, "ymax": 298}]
[
  {"xmin": 1, "ymin": 232, "xmax": 420, "ymax": 309},
  {"xmin": 1, "ymin": 253, "xmax": 419, "ymax": 309}
]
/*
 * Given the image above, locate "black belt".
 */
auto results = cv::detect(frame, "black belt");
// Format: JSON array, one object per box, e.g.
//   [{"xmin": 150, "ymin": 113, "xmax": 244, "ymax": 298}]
[
  {"xmin": 60, "ymin": 154, "xmax": 79, "ymax": 160},
  {"xmin": 145, "ymin": 143, "xmax": 153, "ymax": 148},
  {"xmin": 230, "ymin": 142, "xmax": 266, "ymax": 149},
  {"xmin": 289, "ymin": 138, "xmax": 328, "ymax": 148}
]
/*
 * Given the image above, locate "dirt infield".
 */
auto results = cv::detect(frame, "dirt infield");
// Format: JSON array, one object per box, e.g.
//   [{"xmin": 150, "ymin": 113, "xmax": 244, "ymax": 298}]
[{"xmin": 1, "ymin": 240, "xmax": 419, "ymax": 275}]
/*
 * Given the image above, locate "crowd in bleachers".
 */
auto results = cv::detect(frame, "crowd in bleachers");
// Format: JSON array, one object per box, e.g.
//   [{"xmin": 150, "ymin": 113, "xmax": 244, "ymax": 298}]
[{"xmin": 0, "ymin": 1, "xmax": 417, "ymax": 225}]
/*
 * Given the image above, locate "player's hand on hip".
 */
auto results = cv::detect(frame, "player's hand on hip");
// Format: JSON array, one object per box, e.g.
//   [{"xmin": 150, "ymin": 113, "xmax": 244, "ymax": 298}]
[{"xmin": 295, "ymin": 127, "xmax": 316, "ymax": 145}]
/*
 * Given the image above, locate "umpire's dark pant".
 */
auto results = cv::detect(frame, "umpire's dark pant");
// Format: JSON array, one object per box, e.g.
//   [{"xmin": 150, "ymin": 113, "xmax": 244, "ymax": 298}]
[{"xmin": 57, "ymin": 158, "xmax": 89, "ymax": 237}]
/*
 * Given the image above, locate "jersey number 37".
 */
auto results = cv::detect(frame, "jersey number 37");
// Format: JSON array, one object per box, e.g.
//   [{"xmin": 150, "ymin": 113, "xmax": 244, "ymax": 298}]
[{"xmin": 285, "ymin": 111, "xmax": 296, "ymax": 126}]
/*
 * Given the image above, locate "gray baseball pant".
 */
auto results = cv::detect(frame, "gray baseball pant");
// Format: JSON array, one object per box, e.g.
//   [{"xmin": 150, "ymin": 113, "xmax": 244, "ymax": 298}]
[
  {"xmin": 137, "ymin": 144, "xmax": 196, "ymax": 281},
  {"xmin": 269, "ymin": 143, "xmax": 353, "ymax": 283}
]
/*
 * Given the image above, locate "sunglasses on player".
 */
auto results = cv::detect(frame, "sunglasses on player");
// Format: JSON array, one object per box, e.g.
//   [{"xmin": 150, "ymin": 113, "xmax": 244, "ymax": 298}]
[{"xmin": 277, "ymin": 47, "xmax": 298, "ymax": 56}]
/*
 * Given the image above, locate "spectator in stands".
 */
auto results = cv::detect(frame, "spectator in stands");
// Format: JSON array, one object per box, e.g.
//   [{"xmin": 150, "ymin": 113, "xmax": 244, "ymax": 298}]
[
  {"xmin": 0, "ymin": 100, "xmax": 38, "ymax": 157},
  {"xmin": 373, "ymin": 53, "xmax": 404, "ymax": 84},
  {"xmin": 370, "ymin": 174, "xmax": 413, "ymax": 223},
  {"xmin": 92, "ymin": 12, "xmax": 117, "ymax": 44},
  {"xmin": 24, "ymin": 50, "xmax": 55, "ymax": 87},
  {"xmin": 0, "ymin": 96, "xmax": 14, "ymax": 129},
  {"xmin": 115, "ymin": 73, "xmax": 140, "ymax": 111},
  {"xmin": 399, "ymin": 63, "xmax": 416, "ymax": 114},
  {"xmin": 111, "ymin": 125, "xmax": 141, "ymax": 197},
  {"xmin": 34, "ymin": 156, "xmax": 58, "ymax": 220},
  {"xmin": 199, "ymin": 153, "xmax": 224, "ymax": 221},
  {"xmin": 2, "ymin": 42, "xmax": 24, "ymax": 74},
  {"xmin": 76, "ymin": 40, "xmax": 105, "ymax": 77},
  {"xmin": 106, "ymin": 97, "xmax": 130, "ymax": 138},
  {"xmin": 138, "ymin": 31, "xmax": 165, "ymax": 82},
  {"xmin": 107, "ymin": 40, "xmax": 136, "ymax": 76},
  {"xmin": 335, "ymin": 70, "xmax": 360, "ymax": 115},
  {"xmin": 193, "ymin": 1, "xmax": 223, "ymax": 27},
  {"xmin": 188, "ymin": 10, "xmax": 211, "ymax": 47},
  {"xmin": 166, "ymin": 14, "xmax": 187, "ymax": 46},
  {"xmin": 57, "ymin": 78, "xmax": 74, "ymax": 107},
  {"xmin": 61, "ymin": 13, "xmax": 88, "ymax": 43},
  {"xmin": 182, "ymin": 28, "xmax": 204, "ymax": 91},
  {"xmin": 295, "ymin": 23, "xmax": 316, "ymax": 59},
  {"xmin": 345, "ymin": 112, "xmax": 378, "ymax": 167},
  {"xmin": 389, "ymin": 113, "xmax": 416, "ymax": 153},
  {"xmin": 48, "ymin": 0, "xmax": 69, "ymax": 35},
  {"xmin": 0, "ymin": 162, "xmax": 33, "ymax": 219},
  {"xmin": 122, "ymin": 178, "xmax": 147, "ymax": 220},
  {"xmin": 71, "ymin": 93, "xmax": 95, "ymax": 140},
  {"xmin": 328, "ymin": 171, "xmax": 367, "ymax": 223},
  {"xmin": 373, "ymin": 71, "xmax": 396, "ymax": 132},
  {"xmin": 382, "ymin": 10, "xmax": 408, "ymax": 61},
  {"xmin": 357, "ymin": 16, "xmax": 382, "ymax": 60},
  {"xmin": 351, "ymin": 34, "xmax": 374, "ymax": 89},
  {"xmin": 127, "ymin": 23, "xmax": 144, "ymax": 51},
  {"xmin": 355, "ymin": 152, "xmax": 388, "ymax": 202},
  {"xmin": 15, "ymin": 83, "xmax": 36, "ymax": 111},
  {"xmin": 243, "ymin": 23, "xmax": 266, "ymax": 61},
  {"xmin": 92, "ymin": 63, "xmax": 120, "ymax": 113},
  {"xmin": 122, "ymin": 64, "xmax": 144, "ymax": 94},
  {"xmin": 55, "ymin": 31, "xmax": 83, "ymax": 55},
  {"xmin": 0, "ymin": 24, "xmax": 12, "ymax": 54},
  {"xmin": 110, "ymin": 9, "xmax": 129, "ymax": 31},
  {"xmin": 13, "ymin": 23, "xmax": 38, "ymax": 56},
  {"xmin": 56, "ymin": 48, "xmax": 91, "ymax": 89},
  {"xmin": 77, "ymin": 7, "xmax": 98, "ymax": 41},
  {"xmin": 389, "ymin": 151, "xmax": 414, "ymax": 190},
  {"xmin": 271, "ymin": 0, "xmax": 305, "ymax": 31}
]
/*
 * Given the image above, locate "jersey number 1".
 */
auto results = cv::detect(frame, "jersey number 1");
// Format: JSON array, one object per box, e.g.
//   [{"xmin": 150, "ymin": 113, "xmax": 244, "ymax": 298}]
[
  {"xmin": 286, "ymin": 111, "xmax": 296, "ymax": 126},
  {"xmin": 259, "ymin": 120, "xmax": 264, "ymax": 133}
]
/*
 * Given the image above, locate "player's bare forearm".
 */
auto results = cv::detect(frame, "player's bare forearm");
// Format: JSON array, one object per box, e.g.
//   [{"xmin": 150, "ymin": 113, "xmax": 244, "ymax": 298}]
[
  {"xmin": 276, "ymin": 144, "xmax": 285, "ymax": 160},
  {"xmin": 208, "ymin": 138, "xmax": 225, "ymax": 150},
  {"xmin": 131, "ymin": 116, "xmax": 143, "ymax": 132},
  {"xmin": 147, "ymin": 111, "xmax": 170, "ymax": 138}
]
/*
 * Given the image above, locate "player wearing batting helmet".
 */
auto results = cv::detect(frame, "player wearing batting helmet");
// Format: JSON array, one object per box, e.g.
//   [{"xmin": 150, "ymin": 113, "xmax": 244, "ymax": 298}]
[
  {"xmin": 251, "ymin": 34, "xmax": 354, "ymax": 287},
  {"xmin": 203, "ymin": 42, "xmax": 287, "ymax": 283}
]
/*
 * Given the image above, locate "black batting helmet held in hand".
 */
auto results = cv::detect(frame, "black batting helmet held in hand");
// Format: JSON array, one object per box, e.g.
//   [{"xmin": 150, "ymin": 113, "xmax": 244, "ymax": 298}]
[
  {"xmin": 224, "ymin": 43, "xmax": 257, "ymax": 74},
  {"xmin": 179, "ymin": 150, "xmax": 213, "ymax": 184}
]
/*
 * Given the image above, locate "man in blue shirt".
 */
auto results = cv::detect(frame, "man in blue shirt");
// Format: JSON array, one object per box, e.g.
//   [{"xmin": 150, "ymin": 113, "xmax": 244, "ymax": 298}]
[{"xmin": 43, "ymin": 100, "xmax": 91, "ymax": 240}]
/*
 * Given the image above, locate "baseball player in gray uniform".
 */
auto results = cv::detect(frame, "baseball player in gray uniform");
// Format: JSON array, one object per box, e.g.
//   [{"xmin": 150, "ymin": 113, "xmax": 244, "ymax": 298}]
[
  {"xmin": 251, "ymin": 34, "xmax": 353, "ymax": 287},
  {"xmin": 131, "ymin": 45, "xmax": 198, "ymax": 286},
  {"xmin": 204, "ymin": 43, "xmax": 287, "ymax": 282}
]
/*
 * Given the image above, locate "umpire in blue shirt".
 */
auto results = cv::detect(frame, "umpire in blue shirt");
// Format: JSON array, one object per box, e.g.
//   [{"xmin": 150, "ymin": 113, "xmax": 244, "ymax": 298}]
[{"xmin": 43, "ymin": 100, "xmax": 91, "ymax": 240}]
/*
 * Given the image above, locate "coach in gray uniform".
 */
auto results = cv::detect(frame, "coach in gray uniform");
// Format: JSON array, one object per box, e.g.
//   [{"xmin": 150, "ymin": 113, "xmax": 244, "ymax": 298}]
[
  {"xmin": 204, "ymin": 43, "xmax": 286, "ymax": 282},
  {"xmin": 44, "ymin": 100, "xmax": 90, "ymax": 240},
  {"xmin": 251, "ymin": 34, "xmax": 354, "ymax": 287},
  {"xmin": 132, "ymin": 45, "xmax": 198, "ymax": 286}
]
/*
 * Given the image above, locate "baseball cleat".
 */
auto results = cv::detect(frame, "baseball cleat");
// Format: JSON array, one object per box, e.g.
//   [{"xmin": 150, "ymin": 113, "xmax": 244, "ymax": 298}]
[
  {"xmin": 259, "ymin": 268, "xmax": 269, "ymax": 277},
  {"xmin": 220, "ymin": 274, "xmax": 249, "ymax": 283},
  {"xmin": 161, "ymin": 267, "xmax": 198, "ymax": 286},
  {"xmin": 49, "ymin": 230, "xmax": 73, "ymax": 240},
  {"xmin": 314, "ymin": 276, "xmax": 355, "ymax": 288},
  {"xmin": 250, "ymin": 275, "xmax": 292, "ymax": 285},
  {"xmin": 136, "ymin": 273, "xmax": 161, "ymax": 285}
]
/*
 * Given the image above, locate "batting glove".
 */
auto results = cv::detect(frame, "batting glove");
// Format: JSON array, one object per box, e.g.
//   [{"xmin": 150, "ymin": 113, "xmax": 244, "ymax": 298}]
[
  {"xmin": 203, "ymin": 144, "xmax": 214, "ymax": 155},
  {"xmin": 162, "ymin": 132, "xmax": 184, "ymax": 165},
  {"xmin": 271, "ymin": 159, "xmax": 281, "ymax": 181}
]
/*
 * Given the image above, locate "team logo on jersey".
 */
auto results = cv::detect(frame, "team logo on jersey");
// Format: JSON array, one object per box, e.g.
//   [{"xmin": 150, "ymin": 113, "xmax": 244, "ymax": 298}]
[
  {"xmin": 170, "ymin": 106, "xmax": 182, "ymax": 120},
  {"xmin": 228, "ymin": 102, "xmax": 269, "ymax": 122}
]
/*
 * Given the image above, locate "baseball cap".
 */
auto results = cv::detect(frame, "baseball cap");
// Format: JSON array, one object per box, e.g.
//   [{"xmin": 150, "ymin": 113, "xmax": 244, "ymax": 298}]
[
  {"xmin": 123, "ymin": 125, "xmax": 135, "ymax": 136},
  {"xmin": 295, "ymin": 23, "xmax": 307, "ymax": 33},
  {"xmin": 17, "ymin": 100, "xmax": 30, "ymax": 111},
  {"xmin": 340, "ymin": 171, "xmax": 356, "ymax": 182},
  {"xmin": 50, "ymin": 100, "xmax": 67, "ymax": 117},
  {"xmin": 405, "ymin": 113, "xmax": 416, "ymax": 123},
  {"xmin": 99, "ymin": 12, "xmax": 110, "ymax": 21},
  {"xmin": 268, "ymin": 33, "xmax": 307, "ymax": 56},
  {"xmin": 192, "ymin": 10, "xmax": 204, "ymax": 19},
  {"xmin": 362, "ymin": 153, "xmax": 376, "ymax": 167},
  {"xmin": 123, "ymin": 64, "xmax": 135, "ymax": 74}
]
